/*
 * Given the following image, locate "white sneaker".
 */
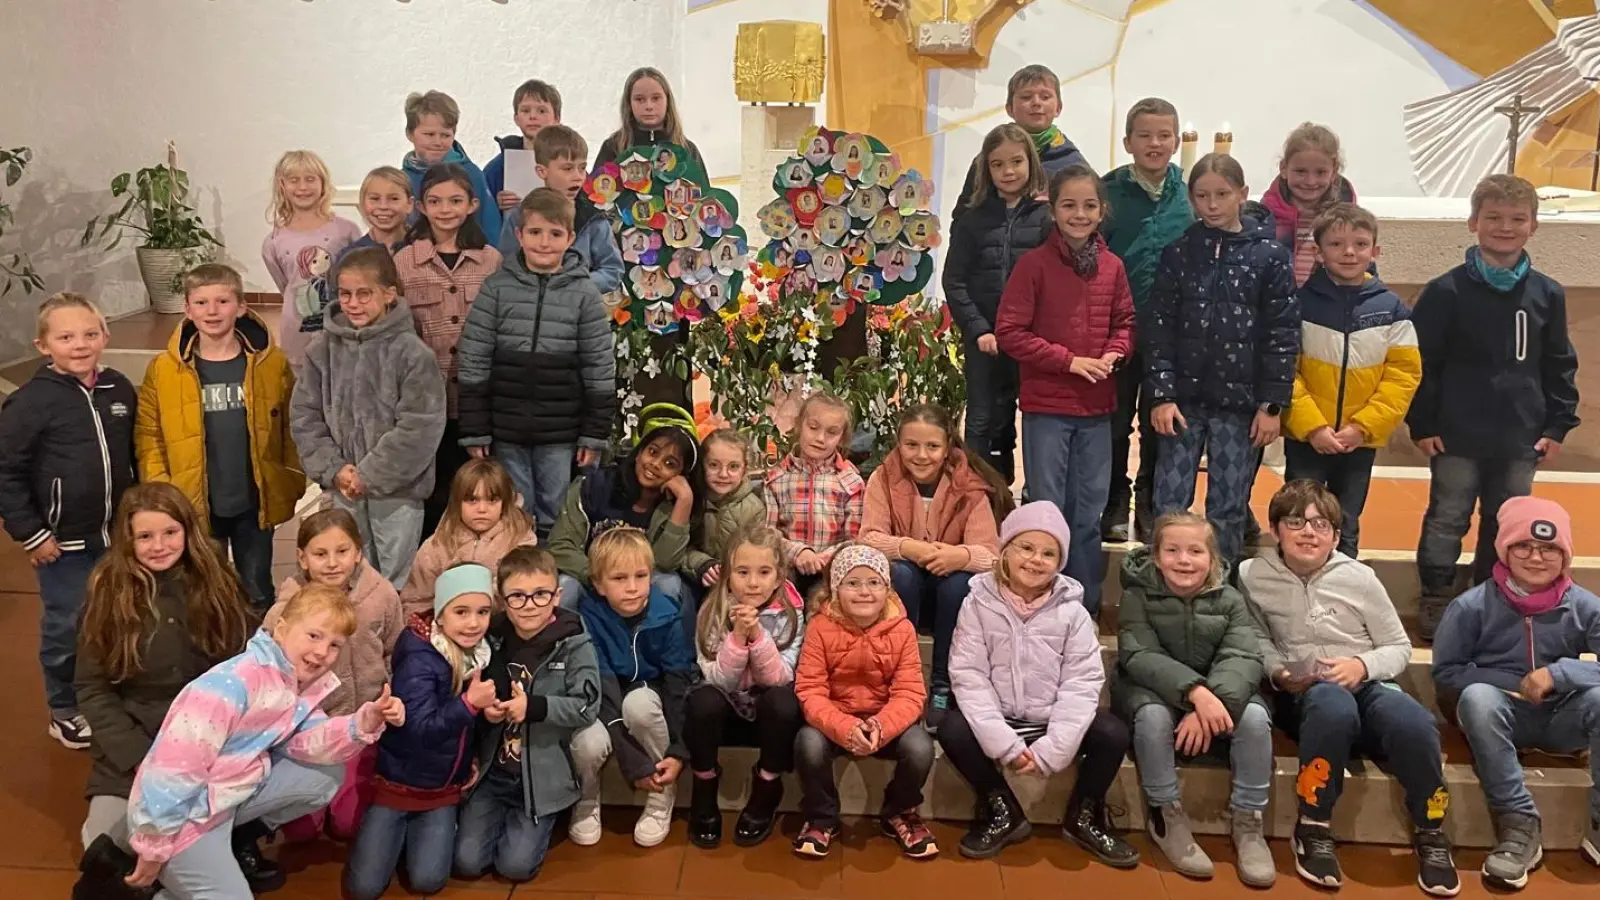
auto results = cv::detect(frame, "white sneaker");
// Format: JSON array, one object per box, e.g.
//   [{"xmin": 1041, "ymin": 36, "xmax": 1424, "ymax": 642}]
[
  {"xmin": 634, "ymin": 783, "xmax": 676, "ymax": 847},
  {"xmin": 569, "ymin": 782, "xmax": 603, "ymax": 846}
]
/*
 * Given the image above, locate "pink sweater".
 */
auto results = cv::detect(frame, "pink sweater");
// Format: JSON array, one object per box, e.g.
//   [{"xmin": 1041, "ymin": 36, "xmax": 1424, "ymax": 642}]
[
  {"xmin": 267, "ymin": 561, "xmax": 404, "ymax": 716},
  {"xmin": 261, "ymin": 217, "xmax": 364, "ymax": 366},
  {"xmin": 399, "ymin": 517, "xmax": 536, "ymax": 615}
]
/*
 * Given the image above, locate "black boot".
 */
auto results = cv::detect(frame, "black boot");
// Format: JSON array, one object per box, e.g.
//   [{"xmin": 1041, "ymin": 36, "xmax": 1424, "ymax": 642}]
[
  {"xmin": 959, "ymin": 791, "xmax": 1032, "ymax": 859},
  {"xmin": 734, "ymin": 768, "xmax": 786, "ymax": 847},
  {"xmin": 1132, "ymin": 490, "xmax": 1154, "ymax": 543},
  {"xmin": 74, "ymin": 835, "xmax": 156, "ymax": 900},
  {"xmin": 689, "ymin": 769, "xmax": 724, "ymax": 849},
  {"xmin": 231, "ymin": 820, "xmax": 286, "ymax": 893},
  {"xmin": 1062, "ymin": 796, "xmax": 1141, "ymax": 869},
  {"xmin": 1101, "ymin": 498, "xmax": 1131, "ymax": 543}
]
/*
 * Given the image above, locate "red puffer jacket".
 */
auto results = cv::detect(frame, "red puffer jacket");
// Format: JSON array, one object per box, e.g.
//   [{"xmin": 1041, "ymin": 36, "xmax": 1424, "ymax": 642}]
[{"xmin": 995, "ymin": 232, "xmax": 1135, "ymax": 417}]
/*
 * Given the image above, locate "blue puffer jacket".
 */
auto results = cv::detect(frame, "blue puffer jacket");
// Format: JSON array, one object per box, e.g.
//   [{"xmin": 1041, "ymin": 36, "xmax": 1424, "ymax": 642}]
[
  {"xmin": 402, "ymin": 142, "xmax": 500, "ymax": 245},
  {"xmin": 375, "ymin": 615, "xmax": 479, "ymax": 791},
  {"xmin": 577, "ymin": 585, "xmax": 697, "ymax": 781},
  {"xmin": 1142, "ymin": 202, "xmax": 1300, "ymax": 414},
  {"xmin": 1433, "ymin": 578, "xmax": 1600, "ymax": 712}
]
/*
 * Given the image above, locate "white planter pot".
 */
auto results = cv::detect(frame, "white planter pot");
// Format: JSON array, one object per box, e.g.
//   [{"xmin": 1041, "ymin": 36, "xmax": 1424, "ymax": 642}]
[{"xmin": 135, "ymin": 247, "xmax": 190, "ymax": 314}]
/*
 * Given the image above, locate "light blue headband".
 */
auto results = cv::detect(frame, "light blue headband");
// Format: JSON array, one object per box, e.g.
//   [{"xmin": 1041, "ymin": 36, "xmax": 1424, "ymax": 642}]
[{"xmin": 434, "ymin": 563, "xmax": 494, "ymax": 617}]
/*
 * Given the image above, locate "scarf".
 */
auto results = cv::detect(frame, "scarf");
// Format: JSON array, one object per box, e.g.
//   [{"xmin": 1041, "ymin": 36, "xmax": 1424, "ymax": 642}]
[
  {"xmin": 430, "ymin": 618, "xmax": 492, "ymax": 684},
  {"xmin": 1029, "ymin": 124, "xmax": 1064, "ymax": 157},
  {"xmin": 1467, "ymin": 246, "xmax": 1531, "ymax": 293},
  {"xmin": 1000, "ymin": 583, "xmax": 1051, "ymax": 620},
  {"xmin": 1492, "ymin": 560, "xmax": 1570, "ymax": 618},
  {"xmin": 1131, "ymin": 168, "xmax": 1165, "ymax": 201},
  {"xmin": 1064, "ymin": 232, "xmax": 1101, "ymax": 279}
]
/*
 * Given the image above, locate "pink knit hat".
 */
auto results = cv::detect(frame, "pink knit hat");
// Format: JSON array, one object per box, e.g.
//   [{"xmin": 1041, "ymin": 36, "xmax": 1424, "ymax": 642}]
[
  {"xmin": 999, "ymin": 501, "xmax": 1072, "ymax": 571},
  {"xmin": 1495, "ymin": 496, "xmax": 1574, "ymax": 573},
  {"xmin": 829, "ymin": 544, "xmax": 892, "ymax": 594}
]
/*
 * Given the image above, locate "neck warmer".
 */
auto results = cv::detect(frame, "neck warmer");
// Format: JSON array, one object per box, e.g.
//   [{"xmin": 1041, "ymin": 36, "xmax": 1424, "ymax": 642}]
[
  {"xmin": 431, "ymin": 618, "xmax": 492, "ymax": 683},
  {"xmin": 1000, "ymin": 582, "xmax": 1052, "ymax": 620},
  {"xmin": 1492, "ymin": 560, "xmax": 1570, "ymax": 618},
  {"xmin": 1468, "ymin": 246, "xmax": 1530, "ymax": 293},
  {"xmin": 1029, "ymin": 124, "xmax": 1063, "ymax": 157}
]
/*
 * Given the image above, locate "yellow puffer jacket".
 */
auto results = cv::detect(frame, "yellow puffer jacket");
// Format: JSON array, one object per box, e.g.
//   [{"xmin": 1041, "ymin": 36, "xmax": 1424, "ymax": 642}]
[{"xmin": 136, "ymin": 311, "xmax": 304, "ymax": 528}]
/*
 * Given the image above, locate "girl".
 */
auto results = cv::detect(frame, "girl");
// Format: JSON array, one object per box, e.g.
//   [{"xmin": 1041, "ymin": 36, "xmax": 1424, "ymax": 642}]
[
  {"xmin": 345, "ymin": 563, "xmax": 497, "ymax": 900},
  {"xmin": 345, "ymin": 166, "xmax": 413, "ymax": 257},
  {"xmin": 596, "ymin": 66, "xmax": 704, "ymax": 171},
  {"xmin": 394, "ymin": 164, "xmax": 504, "ymax": 535},
  {"xmin": 74, "ymin": 584, "xmax": 405, "ymax": 900},
  {"xmin": 400, "ymin": 458, "xmax": 536, "ymax": 615},
  {"xmin": 941, "ymin": 502, "xmax": 1138, "ymax": 867},
  {"xmin": 684, "ymin": 429, "xmax": 767, "ymax": 588},
  {"xmin": 1260, "ymin": 123, "xmax": 1357, "ymax": 288},
  {"xmin": 763, "ymin": 392, "xmax": 866, "ymax": 599},
  {"xmin": 942, "ymin": 123, "xmax": 1053, "ymax": 484},
  {"xmin": 260, "ymin": 150, "xmax": 363, "ymax": 362},
  {"xmin": 685, "ymin": 526, "xmax": 807, "ymax": 850},
  {"xmin": 996, "ymin": 164, "xmax": 1135, "ymax": 617},
  {"xmin": 75, "ymin": 483, "xmax": 253, "ymax": 847},
  {"xmin": 289, "ymin": 246, "xmax": 447, "ymax": 588},
  {"xmin": 266, "ymin": 508, "xmax": 405, "ymax": 842},
  {"xmin": 793, "ymin": 545, "xmax": 933, "ymax": 860},
  {"xmin": 1143, "ymin": 153, "xmax": 1299, "ymax": 566},
  {"xmin": 860, "ymin": 403, "xmax": 1006, "ymax": 720},
  {"xmin": 1113, "ymin": 511, "xmax": 1273, "ymax": 886}
]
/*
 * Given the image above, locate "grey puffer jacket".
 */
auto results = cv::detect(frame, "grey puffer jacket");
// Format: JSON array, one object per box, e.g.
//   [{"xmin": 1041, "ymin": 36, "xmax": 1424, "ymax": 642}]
[{"xmin": 290, "ymin": 300, "xmax": 446, "ymax": 501}]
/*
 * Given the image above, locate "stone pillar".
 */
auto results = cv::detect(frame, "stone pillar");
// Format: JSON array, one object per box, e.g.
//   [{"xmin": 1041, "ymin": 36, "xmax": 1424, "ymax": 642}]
[{"xmin": 738, "ymin": 105, "xmax": 816, "ymax": 239}]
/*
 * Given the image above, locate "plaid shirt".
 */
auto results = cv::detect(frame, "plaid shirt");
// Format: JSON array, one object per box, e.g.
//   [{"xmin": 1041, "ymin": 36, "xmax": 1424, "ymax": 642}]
[
  {"xmin": 394, "ymin": 240, "xmax": 502, "ymax": 418},
  {"xmin": 763, "ymin": 452, "xmax": 865, "ymax": 563}
]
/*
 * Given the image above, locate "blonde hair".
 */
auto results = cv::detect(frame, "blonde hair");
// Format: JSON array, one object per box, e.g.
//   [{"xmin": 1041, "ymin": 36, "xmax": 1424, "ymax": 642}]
[
  {"xmin": 36, "ymin": 292, "xmax": 106, "ymax": 341},
  {"xmin": 356, "ymin": 166, "xmax": 412, "ymax": 226},
  {"xmin": 1281, "ymin": 122, "xmax": 1343, "ymax": 172},
  {"xmin": 405, "ymin": 90, "xmax": 461, "ymax": 132},
  {"xmin": 695, "ymin": 526, "xmax": 796, "ymax": 660},
  {"xmin": 1148, "ymin": 511, "xmax": 1225, "ymax": 595},
  {"xmin": 589, "ymin": 526, "xmax": 655, "ymax": 581},
  {"xmin": 1471, "ymin": 173, "xmax": 1539, "ymax": 220},
  {"xmin": 436, "ymin": 458, "xmax": 533, "ymax": 549},
  {"xmin": 274, "ymin": 583, "xmax": 359, "ymax": 638},
  {"xmin": 268, "ymin": 150, "xmax": 335, "ymax": 226},
  {"xmin": 969, "ymin": 123, "xmax": 1046, "ymax": 209},
  {"xmin": 788, "ymin": 391, "xmax": 854, "ymax": 458},
  {"xmin": 182, "ymin": 263, "xmax": 244, "ymax": 302},
  {"xmin": 610, "ymin": 67, "xmax": 686, "ymax": 156}
]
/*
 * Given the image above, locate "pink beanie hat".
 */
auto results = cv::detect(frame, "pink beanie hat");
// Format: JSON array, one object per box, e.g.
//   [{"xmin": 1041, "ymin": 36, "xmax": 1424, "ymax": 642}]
[
  {"xmin": 1495, "ymin": 496, "xmax": 1574, "ymax": 573},
  {"xmin": 999, "ymin": 501, "xmax": 1072, "ymax": 571},
  {"xmin": 830, "ymin": 544, "xmax": 892, "ymax": 594}
]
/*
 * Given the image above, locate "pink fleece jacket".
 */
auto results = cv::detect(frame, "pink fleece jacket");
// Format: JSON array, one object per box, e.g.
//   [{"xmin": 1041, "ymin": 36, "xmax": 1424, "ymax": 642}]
[{"xmin": 399, "ymin": 517, "xmax": 536, "ymax": 615}]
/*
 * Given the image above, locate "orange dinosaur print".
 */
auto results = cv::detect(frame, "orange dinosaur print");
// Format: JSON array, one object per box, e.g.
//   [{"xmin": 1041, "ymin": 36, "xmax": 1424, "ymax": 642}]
[{"xmin": 1297, "ymin": 758, "xmax": 1332, "ymax": 806}]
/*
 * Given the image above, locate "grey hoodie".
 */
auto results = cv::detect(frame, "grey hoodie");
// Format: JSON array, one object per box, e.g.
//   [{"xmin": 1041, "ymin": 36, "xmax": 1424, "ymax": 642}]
[
  {"xmin": 1238, "ymin": 551, "xmax": 1412, "ymax": 685},
  {"xmin": 290, "ymin": 300, "xmax": 446, "ymax": 502}
]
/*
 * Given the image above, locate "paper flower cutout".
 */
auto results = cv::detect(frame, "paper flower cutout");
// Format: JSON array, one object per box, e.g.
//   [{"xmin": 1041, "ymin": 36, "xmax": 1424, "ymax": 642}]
[
  {"xmin": 843, "ymin": 233, "xmax": 875, "ymax": 267},
  {"xmin": 817, "ymin": 173, "xmax": 852, "ymax": 207},
  {"xmin": 778, "ymin": 158, "xmax": 814, "ymax": 190},
  {"xmin": 789, "ymin": 228, "xmax": 821, "ymax": 255},
  {"xmin": 709, "ymin": 235, "xmax": 747, "ymax": 275},
  {"xmin": 784, "ymin": 266, "xmax": 817, "ymax": 299},
  {"xmin": 692, "ymin": 275, "xmax": 732, "ymax": 311},
  {"xmin": 643, "ymin": 300, "xmax": 678, "ymax": 335},
  {"xmin": 651, "ymin": 146, "xmax": 688, "ymax": 179},
  {"xmin": 810, "ymin": 246, "xmax": 848, "ymax": 283},
  {"xmin": 693, "ymin": 197, "xmax": 734, "ymax": 238},
  {"xmin": 662, "ymin": 214, "xmax": 701, "ymax": 249},
  {"xmin": 629, "ymin": 265, "xmax": 675, "ymax": 302},
  {"xmin": 874, "ymin": 243, "xmax": 923, "ymax": 282},
  {"xmin": 846, "ymin": 186, "xmax": 887, "ymax": 220},
  {"xmin": 668, "ymin": 248, "xmax": 713, "ymax": 285},
  {"xmin": 757, "ymin": 242, "xmax": 795, "ymax": 280},
  {"xmin": 863, "ymin": 152, "xmax": 902, "ymax": 188},
  {"xmin": 800, "ymin": 127, "xmax": 834, "ymax": 167},
  {"xmin": 674, "ymin": 287, "xmax": 706, "ymax": 324},
  {"xmin": 844, "ymin": 265, "xmax": 883, "ymax": 303},
  {"xmin": 890, "ymin": 171, "xmax": 934, "ymax": 214},
  {"xmin": 757, "ymin": 198, "xmax": 797, "ymax": 240},
  {"xmin": 786, "ymin": 187, "xmax": 823, "ymax": 228},
  {"xmin": 603, "ymin": 289, "xmax": 631, "ymax": 326},
  {"xmin": 662, "ymin": 179, "xmax": 703, "ymax": 218},
  {"xmin": 583, "ymin": 164, "xmax": 622, "ymax": 210},
  {"xmin": 619, "ymin": 152, "xmax": 655, "ymax": 193},
  {"xmin": 831, "ymin": 134, "xmax": 875, "ymax": 180},
  {"xmin": 619, "ymin": 228, "xmax": 663, "ymax": 266},
  {"xmin": 827, "ymin": 291, "xmax": 857, "ymax": 327},
  {"xmin": 900, "ymin": 212, "xmax": 941, "ymax": 250},
  {"xmin": 815, "ymin": 206, "xmax": 850, "ymax": 246},
  {"xmin": 867, "ymin": 209, "xmax": 903, "ymax": 246},
  {"xmin": 621, "ymin": 194, "xmax": 666, "ymax": 231}
]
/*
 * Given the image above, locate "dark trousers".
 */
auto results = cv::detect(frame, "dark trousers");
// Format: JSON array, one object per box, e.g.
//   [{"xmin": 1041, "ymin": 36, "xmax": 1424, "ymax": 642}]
[
  {"xmin": 890, "ymin": 562, "xmax": 973, "ymax": 694},
  {"xmin": 962, "ymin": 339, "xmax": 1020, "ymax": 484},
  {"xmin": 1278, "ymin": 682, "xmax": 1446, "ymax": 828},
  {"xmin": 1282, "ymin": 440, "xmax": 1377, "ymax": 558},
  {"xmin": 683, "ymin": 684, "xmax": 803, "ymax": 775},
  {"xmin": 1417, "ymin": 454, "xmax": 1538, "ymax": 594},
  {"xmin": 423, "ymin": 418, "xmax": 470, "ymax": 537},
  {"xmin": 938, "ymin": 703, "xmax": 1128, "ymax": 808},
  {"xmin": 1106, "ymin": 352, "xmax": 1154, "ymax": 526},
  {"xmin": 795, "ymin": 724, "xmax": 935, "ymax": 829},
  {"xmin": 210, "ymin": 508, "xmax": 277, "ymax": 609}
]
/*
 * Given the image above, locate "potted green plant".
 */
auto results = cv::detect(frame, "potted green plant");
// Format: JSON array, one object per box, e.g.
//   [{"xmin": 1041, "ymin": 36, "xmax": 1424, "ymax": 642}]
[
  {"xmin": 81, "ymin": 154, "xmax": 221, "ymax": 313},
  {"xmin": 0, "ymin": 146, "xmax": 44, "ymax": 297}
]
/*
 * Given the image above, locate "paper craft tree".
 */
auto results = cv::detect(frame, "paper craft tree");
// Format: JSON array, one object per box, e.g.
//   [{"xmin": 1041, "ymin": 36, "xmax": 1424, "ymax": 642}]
[{"xmin": 582, "ymin": 143, "xmax": 749, "ymax": 335}]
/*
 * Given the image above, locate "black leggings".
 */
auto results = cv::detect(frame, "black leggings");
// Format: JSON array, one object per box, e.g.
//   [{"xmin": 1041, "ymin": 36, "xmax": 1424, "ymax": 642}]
[
  {"xmin": 938, "ymin": 702, "xmax": 1128, "ymax": 808},
  {"xmin": 683, "ymin": 683, "xmax": 803, "ymax": 775}
]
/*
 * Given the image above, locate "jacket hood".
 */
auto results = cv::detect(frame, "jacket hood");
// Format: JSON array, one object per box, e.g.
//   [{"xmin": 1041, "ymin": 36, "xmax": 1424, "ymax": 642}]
[
  {"xmin": 1120, "ymin": 543, "xmax": 1233, "ymax": 598},
  {"xmin": 321, "ymin": 297, "xmax": 420, "ymax": 343},
  {"xmin": 167, "ymin": 308, "xmax": 275, "ymax": 362},
  {"xmin": 402, "ymin": 141, "xmax": 473, "ymax": 174},
  {"xmin": 502, "ymin": 243, "xmax": 592, "ymax": 290},
  {"xmin": 1300, "ymin": 266, "xmax": 1393, "ymax": 305},
  {"xmin": 494, "ymin": 134, "xmax": 527, "ymax": 153},
  {"xmin": 967, "ymin": 569, "xmax": 1081, "ymax": 615},
  {"xmin": 491, "ymin": 605, "xmax": 586, "ymax": 651}
]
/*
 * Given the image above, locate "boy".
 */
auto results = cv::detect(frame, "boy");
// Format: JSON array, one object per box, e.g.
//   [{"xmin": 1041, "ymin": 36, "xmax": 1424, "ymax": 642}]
[
  {"xmin": 0, "ymin": 293, "xmax": 137, "ymax": 749},
  {"xmin": 495, "ymin": 125, "xmax": 624, "ymax": 295},
  {"xmin": 1100, "ymin": 97, "xmax": 1194, "ymax": 541},
  {"xmin": 401, "ymin": 89, "xmax": 500, "ymax": 240},
  {"xmin": 1282, "ymin": 204, "xmax": 1420, "ymax": 559},
  {"xmin": 485, "ymin": 79, "xmax": 561, "ymax": 214},
  {"xmin": 456, "ymin": 546, "xmax": 600, "ymax": 884},
  {"xmin": 136, "ymin": 264, "xmax": 303, "ymax": 608},
  {"xmin": 1432, "ymin": 496, "xmax": 1600, "ymax": 890},
  {"xmin": 1241, "ymin": 481, "xmax": 1455, "ymax": 896},
  {"xmin": 952, "ymin": 64, "xmax": 1089, "ymax": 220},
  {"xmin": 568, "ymin": 527, "xmax": 696, "ymax": 849},
  {"xmin": 1408, "ymin": 174, "xmax": 1580, "ymax": 642},
  {"xmin": 461, "ymin": 188, "xmax": 617, "ymax": 537}
]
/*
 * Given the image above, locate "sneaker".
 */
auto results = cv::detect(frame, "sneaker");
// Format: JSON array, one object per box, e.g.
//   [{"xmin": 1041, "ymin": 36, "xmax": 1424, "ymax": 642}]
[
  {"xmin": 733, "ymin": 770, "xmax": 785, "ymax": 847},
  {"xmin": 50, "ymin": 714, "xmax": 92, "ymax": 750},
  {"xmin": 882, "ymin": 810, "xmax": 939, "ymax": 859},
  {"xmin": 1147, "ymin": 802, "xmax": 1213, "ymax": 878},
  {"xmin": 1417, "ymin": 594, "xmax": 1452, "ymax": 645},
  {"xmin": 792, "ymin": 820, "xmax": 838, "ymax": 858},
  {"xmin": 568, "ymin": 786, "xmax": 602, "ymax": 846},
  {"xmin": 924, "ymin": 691, "xmax": 951, "ymax": 731},
  {"xmin": 1293, "ymin": 820, "xmax": 1344, "ymax": 888},
  {"xmin": 633, "ymin": 783, "xmax": 676, "ymax": 847},
  {"xmin": 230, "ymin": 821, "xmax": 285, "ymax": 894},
  {"xmin": 1483, "ymin": 812, "xmax": 1542, "ymax": 890},
  {"xmin": 960, "ymin": 791, "xmax": 1031, "ymax": 860},
  {"xmin": 1582, "ymin": 817, "xmax": 1600, "ymax": 867},
  {"xmin": 1231, "ymin": 809, "xmax": 1276, "ymax": 888},
  {"xmin": 1414, "ymin": 828, "xmax": 1461, "ymax": 897},
  {"xmin": 1064, "ymin": 797, "xmax": 1140, "ymax": 869}
]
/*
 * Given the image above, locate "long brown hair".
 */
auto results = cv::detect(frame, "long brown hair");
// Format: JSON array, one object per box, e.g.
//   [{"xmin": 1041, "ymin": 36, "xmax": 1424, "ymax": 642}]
[
  {"xmin": 81, "ymin": 484, "xmax": 252, "ymax": 682},
  {"xmin": 696, "ymin": 526, "xmax": 798, "ymax": 660},
  {"xmin": 968, "ymin": 123, "xmax": 1046, "ymax": 209},
  {"xmin": 434, "ymin": 458, "xmax": 533, "ymax": 549},
  {"xmin": 610, "ymin": 67, "xmax": 686, "ymax": 157},
  {"xmin": 899, "ymin": 403, "xmax": 1015, "ymax": 521}
]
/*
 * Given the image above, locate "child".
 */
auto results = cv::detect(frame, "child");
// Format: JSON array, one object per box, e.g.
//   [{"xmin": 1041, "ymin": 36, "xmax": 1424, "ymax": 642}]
[
  {"xmin": 495, "ymin": 125, "xmax": 624, "ymax": 295},
  {"xmin": 997, "ymin": 164, "xmax": 1135, "ymax": 616},
  {"xmin": 400, "ymin": 458, "xmax": 537, "ymax": 615},
  {"xmin": 345, "ymin": 564, "xmax": 497, "ymax": 900},
  {"xmin": 1409, "ymin": 174, "xmax": 1580, "ymax": 642},
  {"xmin": 1101, "ymin": 98, "xmax": 1195, "ymax": 541},
  {"xmin": 75, "ymin": 483, "xmax": 253, "ymax": 847},
  {"xmin": 402, "ymin": 89, "xmax": 499, "ymax": 240},
  {"xmin": 1282, "ymin": 204, "xmax": 1420, "ymax": 558},
  {"xmin": 1115, "ymin": 512, "xmax": 1272, "ymax": 886},
  {"xmin": 136, "ymin": 263, "xmax": 302, "ymax": 608},
  {"xmin": 394, "ymin": 163, "xmax": 503, "ymax": 533},
  {"xmin": 455, "ymin": 546, "xmax": 600, "ymax": 883},
  {"xmin": 0, "ymin": 292, "xmax": 137, "ymax": 750},
  {"xmin": 485, "ymin": 78, "xmax": 561, "ymax": 212},
  {"xmin": 793, "ymin": 545, "xmax": 935, "ymax": 859},
  {"xmin": 684, "ymin": 526, "xmax": 807, "ymax": 849},
  {"xmin": 1260, "ymin": 123, "xmax": 1358, "ymax": 289},
  {"xmin": 1432, "ymin": 496, "xmax": 1597, "ymax": 891},
  {"xmin": 1143, "ymin": 153, "xmax": 1300, "ymax": 566},
  {"xmin": 73, "ymin": 584, "xmax": 405, "ymax": 900},
  {"xmin": 1243, "ymin": 481, "xmax": 1453, "ymax": 895},
  {"xmin": 461, "ymin": 188, "xmax": 617, "ymax": 537},
  {"xmin": 547, "ymin": 403, "xmax": 697, "ymax": 605},
  {"xmin": 941, "ymin": 502, "xmax": 1137, "ymax": 866},
  {"xmin": 260, "ymin": 150, "xmax": 363, "ymax": 362},
  {"xmin": 763, "ymin": 392, "xmax": 866, "ymax": 598},
  {"xmin": 942, "ymin": 124, "xmax": 1052, "ymax": 484},
  {"xmin": 289, "ymin": 247, "xmax": 447, "ymax": 588},
  {"xmin": 266, "ymin": 508, "xmax": 405, "ymax": 842},
  {"xmin": 343, "ymin": 166, "xmax": 413, "ymax": 257},
  {"xmin": 595, "ymin": 66, "xmax": 704, "ymax": 170},
  {"xmin": 860, "ymin": 403, "xmax": 1003, "ymax": 719},
  {"xmin": 684, "ymin": 429, "xmax": 767, "ymax": 589},
  {"xmin": 569, "ymin": 527, "xmax": 698, "ymax": 848},
  {"xmin": 952, "ymin": 64, "xmax": 1089, "ymax": 217}
]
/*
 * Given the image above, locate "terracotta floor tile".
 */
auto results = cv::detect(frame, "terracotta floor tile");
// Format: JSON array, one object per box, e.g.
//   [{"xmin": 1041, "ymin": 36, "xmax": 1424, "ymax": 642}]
[
  {"xmin": 993, "ymin": 831, "xmax": 1164, "ymax": 899},
  {"xmin": 839, "ymin": 820, "xmax": 999, "ymax": 896},
  {"xmin": 0, "ymin": 867, "xmax": 81, "ymax": 895},
  {"xmin": 529, "ymin": 810, "xmax": 687, "ymax": 895},
  {"xmin": 677, "ymin": 815, "xmax": 841, "ymax": 897}
]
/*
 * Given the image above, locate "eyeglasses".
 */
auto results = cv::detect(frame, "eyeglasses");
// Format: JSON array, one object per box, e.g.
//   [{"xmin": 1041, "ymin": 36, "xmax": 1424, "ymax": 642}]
[
  {"xmin": 1280, "ymin": 515, "xmax": 1335, "ymax": 535},
  {"xmin": 1007, "ymin": 541, "xmax": 1060, "ymax": 563},
  {"xmin": 504, "ymin": 589, "xmax": 558, "ymax": 609},
  {"xmin": 1509, "ymin": 542, "xmax": 1563, "ymax": 561},
  {"xmin": 840, "ymin": 577, "xmax": 887, "ymax": 594}
]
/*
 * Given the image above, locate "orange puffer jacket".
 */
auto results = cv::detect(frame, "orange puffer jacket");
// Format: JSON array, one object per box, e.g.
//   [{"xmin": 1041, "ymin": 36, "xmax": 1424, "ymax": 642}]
[{"xmin": 794, "ymin": 592, "xmax": 926, "ymax": 746}]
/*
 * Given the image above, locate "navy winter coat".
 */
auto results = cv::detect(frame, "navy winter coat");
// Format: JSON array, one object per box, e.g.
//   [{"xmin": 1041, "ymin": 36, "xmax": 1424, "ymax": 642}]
[
  {"xmin": 376, "ymin": 616, "xmax": 479, "ymax": 790},
  {"xmin": 577, "ymin": 585, "xmax": 697, "ymax": 781},
  {"xmin": 941, "ymin": 194, "xmax": 1053, "ymax": 338}
]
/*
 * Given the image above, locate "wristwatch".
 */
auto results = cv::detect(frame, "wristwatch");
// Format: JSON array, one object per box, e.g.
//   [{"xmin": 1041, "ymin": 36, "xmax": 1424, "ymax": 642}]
[{"xmin": 1260, "ymin": 403, "xmax": 1282, "ymax": 416}]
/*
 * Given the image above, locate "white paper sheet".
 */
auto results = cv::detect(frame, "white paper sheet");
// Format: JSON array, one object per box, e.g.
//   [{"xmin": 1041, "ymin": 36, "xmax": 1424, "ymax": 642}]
[{"xmin": 502, "ymin": 149, "xmax": 543, "ymax": 198}]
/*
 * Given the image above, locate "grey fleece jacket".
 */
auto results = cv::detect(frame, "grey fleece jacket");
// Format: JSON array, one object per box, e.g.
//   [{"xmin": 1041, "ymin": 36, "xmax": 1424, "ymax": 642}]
[
  {"xmin": 1239, "ymin": 551, "xmax": 1413, "ymax": 685},
  {"xmin": 290, "ymin": 300, "xmax": 446, "ymax": 502}
]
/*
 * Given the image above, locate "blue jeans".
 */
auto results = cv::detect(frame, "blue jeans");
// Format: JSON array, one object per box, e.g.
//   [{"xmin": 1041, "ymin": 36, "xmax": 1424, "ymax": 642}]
[
  {"xmin": 1132, "ymin": 702, "xmax": 1273, "ymax": 812},
  {"xmin": 495, "ymin": 441, "xmax": 576, "ymax": 539},
  {"xmin": 890, "ymin": 562, "xmax": 973, "ymax": 694},
  {"xmin": 1455, "ymin": 682, "xmax": 1600, "ymax": 820},
  {"xmin": 1282, "ymin": 440, "xmax": 1377, "ymax": 559},
  {"xmin": 36, "ymin": 547, "xmax": 103, "ymax": 715},
  {"xmin": 963, "ymin": 338, "xmax": 1019, "ymax": 484},
  {"xmin": 1417, "ymin": 455, "xmax": 1537, "ymax": 594},
  {"xmin": 344, "ymin": 803, "xmax": 458, "ymax": 900},
  {"xmin": 1151, "ymin": 406, "xmax": 1255, "ymax": 566},
  {"xmin": 210, "ymin": 509, "xmax": 276, "ymax": 610},
  {"xmin": 1021, "ymin": 412, "xmax": 1111, "ymax": 615},
  {"xmin": 455, "ymin": 770, "xmax": 558, "ymax": 883}
]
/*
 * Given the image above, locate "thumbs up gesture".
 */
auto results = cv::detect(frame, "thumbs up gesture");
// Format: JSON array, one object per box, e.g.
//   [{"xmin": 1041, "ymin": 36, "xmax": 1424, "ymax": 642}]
[
  {"xmin": 464, "ymin": 671, "xmax": 498, "ymax": 711},
  {"xmin": 358, "ymin": 683, "xmax": 406, "ymax": 733},
  {"xmin": 504, "ymin": 681, "xmax": 528, "ymax": 725}
]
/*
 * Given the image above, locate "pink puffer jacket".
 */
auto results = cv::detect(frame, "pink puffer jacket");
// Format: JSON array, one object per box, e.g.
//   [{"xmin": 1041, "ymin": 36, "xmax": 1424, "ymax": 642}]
[{"xmin": 947, "ymin": 571, "xmax": 1103, "ymax": 775}]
